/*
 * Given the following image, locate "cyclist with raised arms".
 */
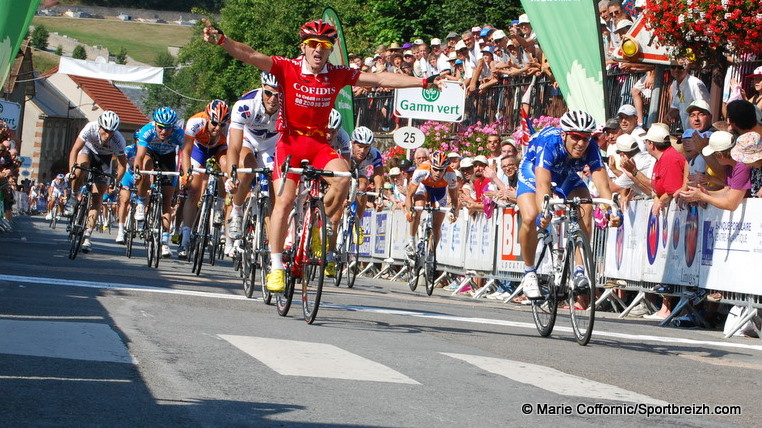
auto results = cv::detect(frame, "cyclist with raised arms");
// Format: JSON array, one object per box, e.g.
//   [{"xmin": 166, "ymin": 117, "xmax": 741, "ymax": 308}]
[
  {"xmin": 178, "ymin": 100, "xmax": 231, "ymax": 259},
  {"xmin": 326, "ymin": 109, "xmax": 351, "ymax": 163},
  {"xmin": 225, "ymin": 73, "xmax": 281, "ymax": 251},
  {"xmin": 203, "ymin": 18, "xmax": 444, "ymax": 292},
  {"xmin": 65, "ymin": 111, "xmax": 127, "ymax": 253},
  {"xmin": 404, "ymin": 151, "xmax": 459, "ymax": 258},
  {"xmin": 517, "ymin": 110, "xmax": 619, "ymax": 300},
  {"xmin": 46, "ymin": 174, "xmax": 68, "ymax": 221},
  {"xmin": 115, "ymin": 140, "xmax": 138, "ymax": 244},
  {"xmin": 134, "ymin": 107, "xmax": 185, "ymax": 258}
]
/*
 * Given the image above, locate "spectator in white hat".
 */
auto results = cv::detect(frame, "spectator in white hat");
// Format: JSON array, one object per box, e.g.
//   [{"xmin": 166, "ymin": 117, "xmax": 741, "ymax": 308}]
[
  {"xmin": 610, "ymin": 134, "xmax": 654, "ymax": 198},
  {"xmin": 644, "ymin": 124, "xmax": 687, "ymax": 216},
  {"xmin": 617, "ymin": 104, "xmax": 647, "ymax": 151}
]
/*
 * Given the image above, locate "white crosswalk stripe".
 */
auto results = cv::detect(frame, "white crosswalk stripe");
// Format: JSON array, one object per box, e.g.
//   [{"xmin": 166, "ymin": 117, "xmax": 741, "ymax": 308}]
[
  {"xmin": 220, "ymin": 335, "xmax": 420, "ymax": 384},
  {"xmin": 443, "ymin": 352, "xmax": 667, "ymax": 405}
]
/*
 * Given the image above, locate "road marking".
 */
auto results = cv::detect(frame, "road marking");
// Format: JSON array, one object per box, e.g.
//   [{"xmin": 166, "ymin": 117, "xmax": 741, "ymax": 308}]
[
  {"xmin": 0, "ymin": 319, "xmax": 135, "ymax": 364},
  {"xmin": 5, "ymin": 273, "xmax": 762, "ymax": 353},
  {"xmin": 443, "ymin": 353, "xmax": 667, "ymax": 405},
  {"xmin": 0, "ymin": 375, "xmax": 131, "ymax": 383},
  {"xmin": 219, "ymin": 335, "xmax": 419, "ymax": 384}
]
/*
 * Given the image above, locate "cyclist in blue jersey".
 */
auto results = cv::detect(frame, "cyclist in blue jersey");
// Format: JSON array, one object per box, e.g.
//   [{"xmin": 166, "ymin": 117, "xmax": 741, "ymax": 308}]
[
  {"xmin": 517, "ymin": 110, "xmax": 619, "ymax": 299},
  {"xmin": 134, "ymin": 107, "xmax": 185, "ymax": 258}
]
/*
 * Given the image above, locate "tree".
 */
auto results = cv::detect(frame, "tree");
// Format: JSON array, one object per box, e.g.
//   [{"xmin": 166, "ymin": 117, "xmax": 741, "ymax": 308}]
[
  {"xmin": 54, "ymin": 45, "xmax": 63, "ymax": 56},
  {"xmin": 115, "ymin": 47, "xmax": 128, "ymax": 64},
  {"xmin": 72, "ymin": 45, "xmax": 87, "ymax": 60},
  {"xmin": 143, "ymin": 51, "xmax": 187, "ymax": 117},
  {"xmin": 30, "ymin": 25, "xmax": 50, "ymax": 51}
]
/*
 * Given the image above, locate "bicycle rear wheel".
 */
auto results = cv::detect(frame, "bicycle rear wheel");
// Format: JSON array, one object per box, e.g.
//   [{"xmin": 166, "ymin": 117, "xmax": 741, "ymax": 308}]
[
  {"xmin": 209, "ymin": 222, "xmax": 221, "ymax": 266},
  {"xmin": 125, "ymin": 204, "xmax": 135, "ymax": 258},
  {"xmin": 531, "ymin": 239, "xmax": 560, "ymax": 338},
  {"xmin": 192, "ymin": 204, "xmax": 210, "ymax": 276},
  {"xmin": 146, "ymin": 198, "xmax": 162, "ymax": 268},
  {"xmin": 406, "ymin": 249, "xmax": 420, "ymax": 292},
  {"xmin": 302, "ymin": 199, "xmax": 327, "ymax": 324},
  {"xmin": 568, "ymin": 231, "xmax": 596, "ymax": 346},
  {"xmin": 276, "ymin": 210, "xmax": 298, "ymax": 316}
]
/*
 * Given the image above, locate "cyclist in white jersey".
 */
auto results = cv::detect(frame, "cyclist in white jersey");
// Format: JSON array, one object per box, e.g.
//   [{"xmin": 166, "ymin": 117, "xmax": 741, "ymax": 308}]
[
  {"xmin": 46, "ymin": 174, "xmax": 68, "ymax": 220},
  {"xmin": 65, "ymin": 111, "xmax": 127, "ymax": 253},
  {"xmin": 326, "ymin": 109, "xmax": 351, "ymax": 163},
  {"xmin": 350, "ymin": 126, "xmax": 385, "ymax": 223},
  {"xmin": 225, "ymin": 73, "xmax": 280, "ymax": 247}
]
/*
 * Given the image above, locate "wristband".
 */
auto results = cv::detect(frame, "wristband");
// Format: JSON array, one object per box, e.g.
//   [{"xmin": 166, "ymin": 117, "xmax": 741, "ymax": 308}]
[
  {"xmin": 421, "ymin": 78, "xmax": 428, "ymax": 89},
  {"xmin": 216, "ymin": 33, "xmax": 226, "ymax": 46},
  {"xmin": 632, "ymin": 170, "xmax": 638, "ymax": 178}
]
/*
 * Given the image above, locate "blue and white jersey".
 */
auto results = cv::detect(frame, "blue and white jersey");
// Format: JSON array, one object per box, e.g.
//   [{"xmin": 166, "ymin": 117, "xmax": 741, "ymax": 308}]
[
  {"xmin": 136, "ymin": 122, "xmax": 184, "ymax": 155},
  {"xmin": 522, "ymin": 126, "xmax": 603, "ymax": 177},
  {"xmin": 355, "ymin": 147, "xmax": 384, "ymax": 178},
  {"xmin": 78, "ymin": 121, "xmax": 126, "ymax": 156},
  {"xmin": 230, "ymin": 89, "xmax": 280, "ymax": 153}
]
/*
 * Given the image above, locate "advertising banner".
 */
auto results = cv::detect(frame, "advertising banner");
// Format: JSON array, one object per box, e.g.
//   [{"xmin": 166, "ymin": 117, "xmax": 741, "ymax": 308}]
[{"xmin": 0, "ymin": 0, "xmax": 38, "ymax": 86}]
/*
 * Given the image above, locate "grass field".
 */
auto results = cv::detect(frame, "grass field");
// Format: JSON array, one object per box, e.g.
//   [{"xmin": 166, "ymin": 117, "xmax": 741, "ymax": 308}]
[
  {"xmin": 32, "ymin": 16, "xmax": 194, "ymax": 65},
  {"xmin": 32, "ymin": 49, "xmax": 62, "ymax": 74}
]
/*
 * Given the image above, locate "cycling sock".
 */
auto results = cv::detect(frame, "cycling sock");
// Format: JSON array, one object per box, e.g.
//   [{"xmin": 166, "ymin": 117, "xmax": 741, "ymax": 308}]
[
  {"xmin": 524, "ymin": 266, "xmax": 536, "ymax": 274},
  {"xmin": 162, "ymin": 233, "xmax": 169, "ymax": 245},
  {"xmin": 408, "ymin": 236, "xmax": 415, "ymax": 244},
  {"xmin": 232, "ymin": 204, "xmax": 243, "ymax": 216},
  {"xmin": 118, "ymin": 223, "xmax": 124, "ymax": 232},
  {"xmin": 574, "ymin": 265, "xmax": 584, "ymax": 276},
  {"xmin": 271, "ymin": 253, "xmax": 284, "ymax": 270},
  {"xmin": 181, "ymin": 226, "xmax": 191, "ymax": 245},
  {"xmin": 84, "ymin": 228, "xmax": 93, "ymax": 238}
]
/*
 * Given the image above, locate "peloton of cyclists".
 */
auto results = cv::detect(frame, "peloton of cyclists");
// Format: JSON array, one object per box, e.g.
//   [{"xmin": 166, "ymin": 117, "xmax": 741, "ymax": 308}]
[{"xmin": 203, "ymin": 18, "xmax": 444, "ymax": 292}]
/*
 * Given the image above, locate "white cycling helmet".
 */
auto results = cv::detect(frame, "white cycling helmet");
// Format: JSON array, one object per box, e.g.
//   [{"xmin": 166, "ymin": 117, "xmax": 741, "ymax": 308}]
[
  {"xmin": 351, "ymin": 126, "xmax": 375, "ymax": 145},
  {"xmin": 261, "ymin": 72, "xmax": 279, "ymax": 88},
  {"xmin": 98, "ymin": 110, "xmax": 120, "ymax": 132},
  {"xmin": 559, "ymin": 110, "xmax": 596, "ymax": 133},
  {"xmin": 328, "ymin": 109, "xmax": 343, "ymax": 130}
]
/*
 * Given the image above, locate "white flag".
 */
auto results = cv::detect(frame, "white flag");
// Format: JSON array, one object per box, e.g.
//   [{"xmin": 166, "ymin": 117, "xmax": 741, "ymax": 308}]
[{"xmin": 59, "ymin": 57, "xmax": 164, "ymax": 84}]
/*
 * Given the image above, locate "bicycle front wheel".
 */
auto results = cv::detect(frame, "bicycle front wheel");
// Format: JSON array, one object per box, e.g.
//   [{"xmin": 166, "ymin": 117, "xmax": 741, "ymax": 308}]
[
  {"xmin": 568, "ymin": 231, "xmax": 596, "ymax": 346},
  {"xmin": 332, "ymin": 215, "xmax": 349, "ymax": 288},
  {"xmin": 424, "ymin": 241, "xmax": 437, "ymax": 296},
  {"xmin": 302, "ymin": 199, "xmax": 327, "ymax": 324},
  {"xmin": 406, "ymin": 250, "xmax": 420, "ymax": 292},
  {"xmin": 241, "ymin": 197, "xmax": 257, "ymax": 298},
  {"xmin": 531, "ymin": 239, "xmax": 560, "ymax": 338},
  {"xmin": 68, "ymin": 197, "xmax": 89, "ymax": 260},
  {"xmin": 50, "ymin": 205, "xmax": 58, "ymax": 229},
  {"xmin": 256, "ymin": 197, "xmax": 272, "ymax": 304}
]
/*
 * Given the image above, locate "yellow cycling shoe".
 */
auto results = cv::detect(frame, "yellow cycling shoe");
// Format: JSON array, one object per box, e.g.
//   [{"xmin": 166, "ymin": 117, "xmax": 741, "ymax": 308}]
[
  {"xmin": 324, "ymin": 261, "xmax": 336, "ymax": 278},
  {"xmin": 265, "ymin": 269, "xmax": 286, "ymax": 292},
  {"xmin": 310, "ymin": 226, "xmax": 323, "ymax": 257},
  {"xmin": 354, "ymin": 226, "xmax": 364, "ymax": 245}
]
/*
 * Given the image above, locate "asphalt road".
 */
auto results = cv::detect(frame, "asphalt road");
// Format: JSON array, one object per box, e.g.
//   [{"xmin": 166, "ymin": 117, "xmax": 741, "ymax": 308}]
[{"xmin": 1, "ymin": 215, "xmax": 759, "ymax": 427}]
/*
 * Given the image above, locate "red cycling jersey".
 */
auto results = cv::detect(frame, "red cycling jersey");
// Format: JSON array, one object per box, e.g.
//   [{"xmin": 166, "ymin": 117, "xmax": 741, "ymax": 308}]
[
  {"xmin": 268, "ymin": 55, "xmax": 361, "ymax": 180},
  {"xmin": 269, "ymin": 56, "xmax": 360, "ymax": 136}
]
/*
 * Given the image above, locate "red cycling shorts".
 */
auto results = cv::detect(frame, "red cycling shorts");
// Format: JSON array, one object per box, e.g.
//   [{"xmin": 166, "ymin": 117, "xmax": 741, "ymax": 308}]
[{"xmin": 273, "ymin": 133, "xmax": 341, "ymax": 182}]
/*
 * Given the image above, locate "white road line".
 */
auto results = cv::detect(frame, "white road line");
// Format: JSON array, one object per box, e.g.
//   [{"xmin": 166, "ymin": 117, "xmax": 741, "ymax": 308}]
[
  {"xmin": 219, "ymin": 335, "xmax": 419, "ymax": 384},
  {"xmin": 0, "ymin": 319, "xmax": 135, "ymax": 364},
  {"xmin": 0, "ymin": 375, "xmax": 131, "ymax": 383},
  {"xmin": 443, "ymin": 353, "xmax": 667, "ymax": 405},
  {"xmin": 5, "ymin": 273, "xmax": 762, "ymax": 353}
]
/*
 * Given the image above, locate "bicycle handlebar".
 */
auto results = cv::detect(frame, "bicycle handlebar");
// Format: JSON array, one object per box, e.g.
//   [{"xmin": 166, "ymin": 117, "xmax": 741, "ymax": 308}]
[
  {"xmin": 236, "ymin": 167, "xmax": 272, "ymax": 174},
  {"xmin": 277, "ymin": 155, "xmax": 352, "ymax": 197},
  {"xmin": 138, "ymin": 170, "xmax": 182, "ymax": 177},
  {"xmin": 412, "ymin": 205, "xmax": 451, "ymax": 213},
  {"xmin": 191, "ymin": 167, "xmax": 227, "ymax": 177}
]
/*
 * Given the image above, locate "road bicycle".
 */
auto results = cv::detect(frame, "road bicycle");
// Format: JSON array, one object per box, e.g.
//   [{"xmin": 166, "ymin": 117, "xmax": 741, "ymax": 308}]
[
  {"xmin": 275, "ymin": 156, "xmax": 352, "ymax": 324},
  {"xmin": 405, "ymin": 203, "xmax": 451, "ymax": 296},
  {"xmin": 137, "ymin": 168, "xmax": 181, "ymax": 268},
  {"xmin": 188, "ymin": 162, "xmax": 227, "ymax": 276},
  {"xmin": 66, "ymin": 165, "xmax": 113, "ymax": 260},
  {"xmin": 237, "ymin": 167, "xmax": 272, "ymax": 302},
  {"xmin": 531, "ymin": 193, "xmax": 620, "ymax": 346},
  {"xmin": 48, "ymin": 195, "xmax": 65, "ymax": 229}
]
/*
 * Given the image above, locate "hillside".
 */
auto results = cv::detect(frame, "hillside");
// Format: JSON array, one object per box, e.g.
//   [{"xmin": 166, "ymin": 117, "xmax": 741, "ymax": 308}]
[{"xmin": 32, "ymin": 16, "xmax": 194, "ymax": 66}]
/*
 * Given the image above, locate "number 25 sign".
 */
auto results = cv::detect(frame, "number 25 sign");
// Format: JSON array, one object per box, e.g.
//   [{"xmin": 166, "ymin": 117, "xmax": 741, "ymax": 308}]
[{"xmin": 392, "ymin": 126, "xmax": 425, "ymax": 149}]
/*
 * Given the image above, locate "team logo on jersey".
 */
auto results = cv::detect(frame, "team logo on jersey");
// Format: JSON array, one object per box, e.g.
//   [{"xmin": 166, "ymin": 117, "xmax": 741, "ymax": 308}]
[{"xmin": 238, "ymin": 104, "xmax": 252, "ymax": 119}]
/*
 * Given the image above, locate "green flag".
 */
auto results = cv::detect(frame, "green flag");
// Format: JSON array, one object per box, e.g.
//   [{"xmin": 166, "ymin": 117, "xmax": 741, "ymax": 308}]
[
  {"xmin": 322, "ymin": 7, "xmax": 355, "ymax": 136},
  {"xmin": 0, "ymin": 0, "xmax": 38, "ymax": 87},
  {"xmin": 519, "ymin": 1, "xmax": 607, "ymax": 123}
]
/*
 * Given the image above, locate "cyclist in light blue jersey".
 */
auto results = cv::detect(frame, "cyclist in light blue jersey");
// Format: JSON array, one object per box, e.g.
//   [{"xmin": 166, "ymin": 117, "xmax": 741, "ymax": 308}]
[
  {"xmin": 517, "ymin": 110, "xmax": 619, "ymax": 299},
  {"xmin": 134, "ymin": 107, "xmax": 184, "ymax": 257}
]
